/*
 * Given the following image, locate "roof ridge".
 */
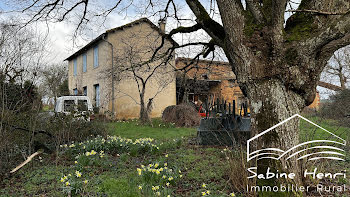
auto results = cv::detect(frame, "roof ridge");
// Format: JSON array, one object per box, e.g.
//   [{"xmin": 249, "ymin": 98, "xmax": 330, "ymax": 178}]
[{"xmin": 65, "ymin": 17, "xmax": 177, "ymax": 61}]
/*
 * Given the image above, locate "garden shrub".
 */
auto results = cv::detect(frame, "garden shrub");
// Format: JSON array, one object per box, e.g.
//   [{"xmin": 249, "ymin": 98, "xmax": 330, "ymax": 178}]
[{"xmin": 0, "ymin": 111, "xmax": 107, "ymax": 182}]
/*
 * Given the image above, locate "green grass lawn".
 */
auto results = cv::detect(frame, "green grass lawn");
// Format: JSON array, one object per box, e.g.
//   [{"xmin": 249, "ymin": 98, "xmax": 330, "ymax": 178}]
[
  {"xmin": 107, "ymin": 118, "xmax": 196, "ymax": 140},
  {"xmin": 2, "ymin": 116, "xmax": 349, "ymax": 197},
  {"xmin": 300, "ymin": 115, "xmax": 350, "ymax": 142},
  {"xmin": 1, "ymin": 119, "xmax": 233, "ymax": 197}
]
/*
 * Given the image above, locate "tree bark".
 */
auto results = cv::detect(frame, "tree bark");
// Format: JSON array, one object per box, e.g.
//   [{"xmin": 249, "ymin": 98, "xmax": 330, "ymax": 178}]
[
  {"xmin": 247, "ymin": 79, "xmax": 304, "ymax": 196},
  {"xmin": 205, "ymin": 1, "xmax": 350, "ymax": 192},
  {"xmin": 139, "ymin": 84, "xmax": 151, "ymax": 125}
]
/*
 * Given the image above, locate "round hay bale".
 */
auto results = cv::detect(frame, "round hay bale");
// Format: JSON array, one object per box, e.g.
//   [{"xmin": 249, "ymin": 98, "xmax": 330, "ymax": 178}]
[{"xmin": 162, "ymin": 103, "xmax": 201, "ymax": 127}]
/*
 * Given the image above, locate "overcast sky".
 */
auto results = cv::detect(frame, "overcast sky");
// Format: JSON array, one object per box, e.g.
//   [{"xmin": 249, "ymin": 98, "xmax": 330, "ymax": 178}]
[{"xmin": 0, "ymin": 0, "xmax": 346, "ymax": 99}]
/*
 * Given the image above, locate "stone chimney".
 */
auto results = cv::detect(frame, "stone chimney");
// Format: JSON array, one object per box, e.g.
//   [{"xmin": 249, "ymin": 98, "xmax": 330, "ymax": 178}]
[{"xmin": 158, "ymin": 19, "xmax": 166, "ymax": 33}]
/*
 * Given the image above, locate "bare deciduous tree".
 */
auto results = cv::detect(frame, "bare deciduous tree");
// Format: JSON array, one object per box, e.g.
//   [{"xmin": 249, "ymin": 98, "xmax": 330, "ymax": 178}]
[
  {"xmin": 0, "ymin": 21, "xmax": 50, "ymax": 177},
  {"xmin": 324, "ymin": 47, "xmax": 350, "ymax": 89},
  {"xmin": 39, "ymin": 64, "xmax": 69, "ymax": 105}
]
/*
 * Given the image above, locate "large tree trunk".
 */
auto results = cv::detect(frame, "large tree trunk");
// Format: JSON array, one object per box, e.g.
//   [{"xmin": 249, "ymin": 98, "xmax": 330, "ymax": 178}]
[
  {"xmin": 185, "ymin": 0, "xmax": 350, "ymax": 195},
  {"xmin": 139, "ymin": 91, "xmax": 150, "ymax": 124},
  {"xmin": 139, "ymin": 85, "xmax": 152, "ymax": 125},
  {"xmin": 247, "ymin": 79, "xmax": 305, "ymax": 196}
]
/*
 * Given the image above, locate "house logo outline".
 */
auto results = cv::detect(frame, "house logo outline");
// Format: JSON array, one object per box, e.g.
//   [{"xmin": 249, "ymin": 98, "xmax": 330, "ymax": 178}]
[{"xmin": 247, "ymin": 114, "xmax": 347, "ymax": 162}]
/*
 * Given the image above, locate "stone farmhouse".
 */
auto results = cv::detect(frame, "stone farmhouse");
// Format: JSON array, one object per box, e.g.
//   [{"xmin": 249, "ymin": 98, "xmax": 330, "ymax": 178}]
[{"xmin": 65, "ymin": 18, "xmax": 177, "ymax": 119}]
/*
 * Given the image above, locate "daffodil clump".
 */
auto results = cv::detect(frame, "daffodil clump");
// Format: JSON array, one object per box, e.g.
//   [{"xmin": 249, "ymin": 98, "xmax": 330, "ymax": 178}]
[
  {"xmin": 137, "ymin": 156, "xmax": 182, "ymax": 196},
  {"xmin": 199, "ymin": 182, "xmax": 237, "ymax": 196},
  {"xmin": 58, "ymin": 148, "xmax": 110, "ymax": 196},
  {"xmin": 58, "ymin": 135, "xmax": 164, "ymax": 196},
  {"xmin": 60, "ymin": 135, "xmax": 161, "ymax": 156},
  {"xmin": 59, "ymin": 171, "xmax": 88, "ymax": 196},
  {"xmin": 73, "ymin": 149, "xmax": 110, "ymax": 167}
]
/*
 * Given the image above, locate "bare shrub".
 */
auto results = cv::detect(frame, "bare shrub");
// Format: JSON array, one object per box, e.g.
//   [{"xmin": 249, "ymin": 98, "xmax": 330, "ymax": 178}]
[
  {"xmin": 0, "ymin": 111, "xmax": 107, "ymax": 181},
  {"xmin": 162, "ymin": 103, "xmax": 201, "ymax": 127},
  {"xmin": 225, "ymin": 147, "xmax": 256, "ymax": 197}
]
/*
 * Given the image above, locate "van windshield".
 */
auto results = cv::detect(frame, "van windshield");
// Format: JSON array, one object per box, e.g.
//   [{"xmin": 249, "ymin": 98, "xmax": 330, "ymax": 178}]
[
  {"xmin": 77, "ymin": 100, "xmax": 88, "ymax": 111},
  {"xmin": 64, "ymin": 100, "xmax": 75, "ymax": 112}
]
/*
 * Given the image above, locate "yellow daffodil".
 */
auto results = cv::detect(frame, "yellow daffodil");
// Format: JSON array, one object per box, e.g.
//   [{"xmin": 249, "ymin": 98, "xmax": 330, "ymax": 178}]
[
  {"xmin": 75, "ymin": 170, "xmax": 82, "ymax": 178},
  {"xmin": 137, "ymin": 168, "xmax": 142, "ymax": 176}
]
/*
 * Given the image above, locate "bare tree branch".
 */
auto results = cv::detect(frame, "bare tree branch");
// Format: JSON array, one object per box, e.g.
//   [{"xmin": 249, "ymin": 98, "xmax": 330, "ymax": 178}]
[
  {"xmin": 186, "ymin": 0, "xmax": 225, "ymax": 45},
  {"xmin": 246, "ymin": 0, "xmax": 264, "ymax": 23},
  {"xmin": 286, "ymin": 9, "xmax": 348, "ymax": 15}
]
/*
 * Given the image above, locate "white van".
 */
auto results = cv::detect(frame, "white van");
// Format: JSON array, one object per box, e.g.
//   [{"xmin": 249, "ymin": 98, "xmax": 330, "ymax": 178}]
[{"xmin": 55, "ymin": 96, "xmax": 94, "ymax": 120}]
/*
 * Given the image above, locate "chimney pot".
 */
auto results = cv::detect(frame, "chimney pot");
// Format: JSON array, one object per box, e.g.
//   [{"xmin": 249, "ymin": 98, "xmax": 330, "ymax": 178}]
[{"xmin": 158, "ymin": 19, "xmax": 166, "ymax": 33}]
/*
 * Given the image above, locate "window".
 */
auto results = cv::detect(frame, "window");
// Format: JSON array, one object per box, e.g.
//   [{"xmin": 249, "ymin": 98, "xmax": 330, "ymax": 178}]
[
  {"xmin": 94, "ymin": 46, "xmax": 99, "ymax": 68},
  {"xmin": 77, "ymin": 100, "xmax": 88, "ymax": 111},
  {"xmin": 83, "ymin": 53, "xmax": 87, "ymax": 72},
  {"xmin": 94, "ymin": 84, "xmax": 100, "ymax": 107},
  {"xmin": 83, "ymin": 86, "xmax": 87, "ymax": 96},
  {"xmin": 64, "ymin": 100, "xmax": 75, "ymax": 112},
  {"xmin": 73, "ymin": 58, "xmax": 77, "ymax": 76},
  {"xmin": 73, "ymin": 88, "xmax": 78, "ymax": 95}
]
